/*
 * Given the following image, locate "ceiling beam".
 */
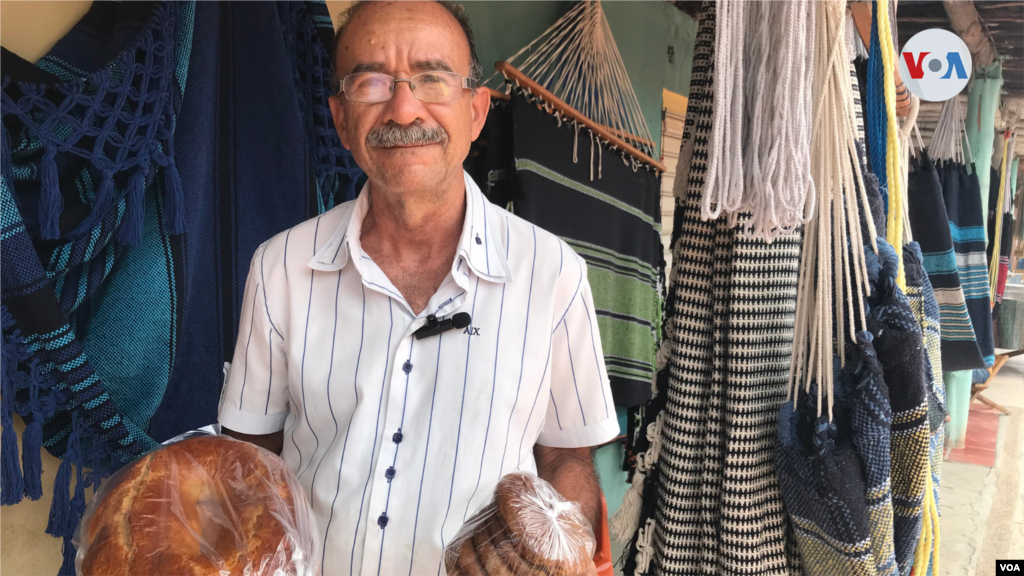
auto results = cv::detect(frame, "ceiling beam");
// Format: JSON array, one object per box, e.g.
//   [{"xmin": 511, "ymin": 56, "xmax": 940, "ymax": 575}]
[{"xmin": 942, "ymin": 0, "xmax": 998, "ymax": 68}]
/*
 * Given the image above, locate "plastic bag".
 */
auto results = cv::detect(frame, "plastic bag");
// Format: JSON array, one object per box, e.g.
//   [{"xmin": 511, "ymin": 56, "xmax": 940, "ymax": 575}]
[
  {"xmin": 444, "ymin": 472, "xmax": 596, "ymax": 576},
  {"xmin": 74, "ymin": 430, "xmax": 319, "ymax": 576}
]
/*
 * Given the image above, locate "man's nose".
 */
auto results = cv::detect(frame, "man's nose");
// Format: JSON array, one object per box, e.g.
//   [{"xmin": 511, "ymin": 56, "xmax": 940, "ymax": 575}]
[{"xmin": 380, "ymin": 79, "xmax": 427, "ymax": 126}]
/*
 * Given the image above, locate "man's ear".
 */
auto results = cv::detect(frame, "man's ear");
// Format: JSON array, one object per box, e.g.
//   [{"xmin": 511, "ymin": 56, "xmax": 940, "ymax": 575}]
[
  {"xmin": 469, "ymin": 87, "xmax": 490, "ymax": 142},
  {"xmin": 329, "ymin": 94, "xmax": 351, "ymax": 150}
]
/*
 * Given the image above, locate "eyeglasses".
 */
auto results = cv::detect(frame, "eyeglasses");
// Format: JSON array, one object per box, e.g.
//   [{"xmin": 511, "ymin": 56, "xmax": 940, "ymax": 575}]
[{"xmin": 340, "ymin": 71, "xmax": 478, "ymax": 104}]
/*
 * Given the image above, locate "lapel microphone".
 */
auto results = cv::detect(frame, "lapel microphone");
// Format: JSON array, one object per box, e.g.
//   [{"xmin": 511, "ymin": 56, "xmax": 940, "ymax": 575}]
[{"xmin": 413, "ymin": 312, "xmax": 472, "ymax": 340}]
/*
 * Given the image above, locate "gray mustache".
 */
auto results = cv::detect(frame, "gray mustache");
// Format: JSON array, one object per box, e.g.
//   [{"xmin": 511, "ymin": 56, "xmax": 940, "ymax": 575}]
[{"xmin": 366, "ymin": 122, "xmax": 448, "ymax": 148}]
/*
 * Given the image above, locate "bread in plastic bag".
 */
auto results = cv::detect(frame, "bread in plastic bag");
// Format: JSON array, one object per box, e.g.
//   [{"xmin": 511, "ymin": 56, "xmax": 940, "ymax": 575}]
[
  {"xmin": 444, "ymin": 472, "xmax": 595, "ymax": 576},
  {"xmin": 74, "ymin": 430, "xmax": 320, "ymax": 576}
]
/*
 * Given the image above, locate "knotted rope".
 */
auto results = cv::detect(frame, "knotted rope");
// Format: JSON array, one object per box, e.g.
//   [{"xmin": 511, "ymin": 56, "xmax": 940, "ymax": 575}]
[{"xmin": 788, "ymin": 0, "xmax": 875, "ymax": 420}]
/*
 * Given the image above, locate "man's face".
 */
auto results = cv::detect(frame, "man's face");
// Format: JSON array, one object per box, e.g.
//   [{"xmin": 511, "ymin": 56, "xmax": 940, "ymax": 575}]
[{"xmin": 329, "ymin": 1, "xmax": 490, "ymax": 196}]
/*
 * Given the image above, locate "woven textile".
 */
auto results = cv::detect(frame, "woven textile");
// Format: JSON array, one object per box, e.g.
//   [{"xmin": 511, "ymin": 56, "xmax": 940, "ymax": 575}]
[
  {"xmin": 620, "ymin": 4, "xmax": 801, "ymax": 574},
  {"xmin": 842, "ymin": 329, "xmax": 897, "ymax": 576},
  {"xmin": 903, "ymin": 243, "xmax": 944, "ymax": 576},
  {"xmin": 0, "ymin": 3, "xmax": 359, "ymax": 572},
  {"xmin": 906, "ymin": 153, "xmax": 986, "ymax": 370},
  {"xmin": 777, "ymin": 362, "xmax": 877, "ymax": 576},
  {"xmin": 939, "ymin": 162, "xmax": 995, "ymax": 365},
  {"xmin": 995, "ymin": 213, "xmax": 1014, "ymax": 304},
  {"xmin": 508, "ymin": 91, "xmax": 664, "ymax": 408},
  {"xmin": 864, "ymin": 240, "xmax": 929, "ymax": 575}
]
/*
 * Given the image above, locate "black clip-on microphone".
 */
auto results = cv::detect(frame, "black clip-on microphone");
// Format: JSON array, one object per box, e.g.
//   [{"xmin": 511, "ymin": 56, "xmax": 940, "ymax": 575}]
[{"xmin": 413, "ymin": 312, "xmax": 472, "ymax": 340}]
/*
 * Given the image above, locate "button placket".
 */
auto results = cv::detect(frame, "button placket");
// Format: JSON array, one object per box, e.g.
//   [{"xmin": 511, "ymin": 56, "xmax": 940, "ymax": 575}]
[{"xmin": 368, "ymin": 333, "xmax": 416, "ymax": 557}]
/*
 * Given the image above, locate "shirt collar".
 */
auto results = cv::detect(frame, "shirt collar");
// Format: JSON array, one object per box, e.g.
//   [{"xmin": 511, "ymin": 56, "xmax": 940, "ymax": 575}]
[{"xmin": 308, "ymin": 170, "xmax": 512, "ymax": 284}]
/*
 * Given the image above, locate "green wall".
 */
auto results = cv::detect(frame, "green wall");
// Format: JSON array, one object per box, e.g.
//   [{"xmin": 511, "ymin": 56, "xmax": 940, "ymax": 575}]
[{"xmin": 462, "ymin": 1, "xmax": 697, "ymax": 154}]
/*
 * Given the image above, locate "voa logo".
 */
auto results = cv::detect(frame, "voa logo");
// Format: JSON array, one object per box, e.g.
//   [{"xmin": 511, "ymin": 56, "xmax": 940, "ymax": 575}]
[
  {"xmin": 898, "ymin": 28, "xmax": 972, "ymax": 102},
  {"xmin": 998, "ymin": 560, "xmax": 1023, "ymax": 573}
]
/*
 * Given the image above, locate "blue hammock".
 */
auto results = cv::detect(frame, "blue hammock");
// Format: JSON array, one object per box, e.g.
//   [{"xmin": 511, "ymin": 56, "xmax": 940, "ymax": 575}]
[{"xmin": 1, "ymin": 3, "xmax": 360, "ymax": 573}]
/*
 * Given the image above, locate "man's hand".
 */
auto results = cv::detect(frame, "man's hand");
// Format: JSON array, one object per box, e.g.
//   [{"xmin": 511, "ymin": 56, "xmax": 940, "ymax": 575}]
[{"xmin": 533, "ymin": 445, "xmax": 602, "ymax": 533}]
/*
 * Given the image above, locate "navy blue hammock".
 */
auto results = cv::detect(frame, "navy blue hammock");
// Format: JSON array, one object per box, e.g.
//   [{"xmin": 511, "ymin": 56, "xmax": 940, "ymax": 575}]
[{"xmin": 0, "ymin": 2, "xmax": 361, "ymax": 573}]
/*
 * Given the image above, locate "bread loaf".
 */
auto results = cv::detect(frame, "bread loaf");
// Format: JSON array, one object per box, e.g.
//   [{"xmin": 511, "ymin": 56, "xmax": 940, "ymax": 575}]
[
  {"xmin": 443, "ymin": 473, "xmax": 595, "ymax": 576},
  {"xmin": 78, "ymin": 436, "xmax": 316, "ymax": 576}
]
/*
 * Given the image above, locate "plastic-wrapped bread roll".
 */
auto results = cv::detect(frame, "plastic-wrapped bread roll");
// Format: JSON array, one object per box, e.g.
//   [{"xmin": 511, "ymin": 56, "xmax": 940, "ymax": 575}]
[
  {"xmin": 444, "ymin": 472, "xmax": 595, "ymax": 576},
  {"xmin": 74, "ymin": 432, "xmax": 319, "ymax": 576}
]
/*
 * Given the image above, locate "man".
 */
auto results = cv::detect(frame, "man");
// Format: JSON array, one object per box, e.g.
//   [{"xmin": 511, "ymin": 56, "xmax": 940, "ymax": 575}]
[{"xmin": 218, "ymin": 2, "xmax": 618, "ymax": 574}]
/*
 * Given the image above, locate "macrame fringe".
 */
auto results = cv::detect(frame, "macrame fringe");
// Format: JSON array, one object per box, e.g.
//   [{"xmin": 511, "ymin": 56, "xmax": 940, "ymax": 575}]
[
  {"xmin": 117, "ymin": 168, "xmax": 147, "ymax": 246},
  {"xmin": 58, "ymin": 538, "xmax": 76, "ymax": 576},
  {"xmin": 73, "ymin": 172, "xmax": 116, "ymax": 237},
  {"xmin": 21, "ymin": 419, "xmax": 43, "ymax": 500},
  {"xmin": 39, "ymin": 149, "xmax": 63, "ymax": 240},
  {"xmin": 0, "ymin": 419, "xmax": 23, "ymax": 505},
  {"xmin": 46, "ymin": 459, "xmax": 73, "ymax": 538},
  {"xmin": 1, "ymin": 122, "xmax": 15, "ymax": 191}
]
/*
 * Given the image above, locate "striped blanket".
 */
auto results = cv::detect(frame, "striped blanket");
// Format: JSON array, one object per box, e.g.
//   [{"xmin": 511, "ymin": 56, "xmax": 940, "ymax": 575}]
[
  {"xmin": 473, "ymin": 89, "xmax": 665, "ymax": 408},
  {"xmin": 939, "ymin": 162, "xmax": 994, "ymax": 365},
  {"xmin": 906, "ymin": 153, "xmax": 987, "ymax": 370}
]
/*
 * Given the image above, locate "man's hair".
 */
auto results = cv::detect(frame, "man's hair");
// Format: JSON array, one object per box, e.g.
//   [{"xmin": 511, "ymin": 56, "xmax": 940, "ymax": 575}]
[{"xmin": 330, "ymin": 1, "xmax": 484, "ymax": 91}]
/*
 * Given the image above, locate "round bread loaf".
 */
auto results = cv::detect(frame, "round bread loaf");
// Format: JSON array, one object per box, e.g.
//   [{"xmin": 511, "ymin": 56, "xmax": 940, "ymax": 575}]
[
  {"xmin": 474, "ymin": 514, "xmax": 543, "ymax": 576},
  {"xmin": 493, "ymin": 473, "xmax": 594, "ymax": 576},
  {"xmin": 79, "ymin": 436, "xmax": 311, "ymax": 576}
]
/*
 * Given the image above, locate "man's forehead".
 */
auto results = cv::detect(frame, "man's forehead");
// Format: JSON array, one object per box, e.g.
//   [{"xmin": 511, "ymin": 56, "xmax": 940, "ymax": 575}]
[{"xmin": 338, "ymin": 2, "xmax": 469, "ymax": 75}]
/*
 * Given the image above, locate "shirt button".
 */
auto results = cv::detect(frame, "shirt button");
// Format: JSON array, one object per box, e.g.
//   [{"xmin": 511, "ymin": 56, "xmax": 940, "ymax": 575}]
[
  {"xmin": 402, "ymin": 360, "xmax": 413, "ymax": 374},
  {"xmin": 475, "ymin": 234, "xmax": 482, "ymax": 245},
  {"xmin": 385, "ymin": 466, "xmax": 396, "ymax": 481},
  {"xmin": 392, "ymin": 431, "xmax": 403, "ymax": 444},
  {"xmin": 378, "ymin": 513, "xmax": 389, "ymax": 528}
]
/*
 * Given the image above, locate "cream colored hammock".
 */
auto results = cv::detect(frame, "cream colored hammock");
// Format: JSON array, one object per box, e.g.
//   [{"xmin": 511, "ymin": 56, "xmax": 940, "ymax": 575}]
[{"xmin": 484, "ymin": 0, "xmax": 665, "ymax": 174}]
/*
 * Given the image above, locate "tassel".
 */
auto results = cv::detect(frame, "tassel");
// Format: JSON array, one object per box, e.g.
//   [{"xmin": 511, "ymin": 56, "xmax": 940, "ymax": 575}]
[
  {"xmin": 163, "ymin": 161, "xmax": 184, "ymax": 234},
  {"xmin": 39, "ymin": 149, "xmax": 63, "ymax": 240},
  {"xmin": 117, "ymin": 168, "xmax": 146, "ymax": 245},
  {"xmin": 72, "ymin": 172, "xmax": 116, "ymax": 237},
  {"xmin": 0, "ymin": 421, "xmax": 24, "ymax": 505},
  {"xmin": 67, "ymin": 467, "xmax": 86, "ymax": 540},
  {"xmin": 610, "ymin": 470, "xmax": 644, "ymax": 540},
  {"xmin": 20, "ymin": 419, "xmax": 42, "ymax": 500},
  {"xmin": 57, "ymin": 537, "xmax": 76, "ymax": 576},
  {"xmin": 1, "ymin": 122, "xmax": 15, "ymax": 191},
  {"xmin": 46, "ymin": 459, "xmax": 72, "ymax": 537}
]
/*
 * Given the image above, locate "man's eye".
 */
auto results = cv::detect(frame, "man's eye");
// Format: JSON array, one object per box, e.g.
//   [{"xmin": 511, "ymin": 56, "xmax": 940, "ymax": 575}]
[
  {"xmin": 418, "ymin": 74, "xmax": 443, "ymax": 84},
  {"xmin": 362, "ymin": 76, "xmax": 390, "ymax": 89}
]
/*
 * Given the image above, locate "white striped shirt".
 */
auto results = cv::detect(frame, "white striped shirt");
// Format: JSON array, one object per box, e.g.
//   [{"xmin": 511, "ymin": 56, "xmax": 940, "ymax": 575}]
[{"xmin": 218, "ymin": 171, "xmax": 618, "ymax": 576}]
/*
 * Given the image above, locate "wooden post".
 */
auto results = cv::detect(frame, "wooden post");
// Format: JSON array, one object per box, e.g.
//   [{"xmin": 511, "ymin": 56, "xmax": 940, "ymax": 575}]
[{"xmin": 942, "ymin": 0, "xmax": 998, "ymax": 69}]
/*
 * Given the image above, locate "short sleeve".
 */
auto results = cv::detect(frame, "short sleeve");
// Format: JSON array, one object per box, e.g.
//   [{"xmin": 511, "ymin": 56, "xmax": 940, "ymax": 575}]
[
  {"xmin": 218, "ymin": 244, "xmax": 290, "ymax": 434},
  {"xmin": 537, "ymin": 254, "xmax": 619, "ymax": 448}
]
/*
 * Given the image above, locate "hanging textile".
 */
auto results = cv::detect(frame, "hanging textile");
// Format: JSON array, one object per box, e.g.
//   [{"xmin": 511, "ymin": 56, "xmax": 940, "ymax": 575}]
[
  {"xmin": 863, "ymin": 240, "xmax": 928, "ymax": 575},
  {"xmin": 906, "ymin": 153, "xmax": 987, "ymax": 370},
  {"xmin": 995, "ymin": 213, "xmax": 1016, "ymax": 305},
  {"xmin": 0, "ymin": 3, "xmax": 360, "ymax": 571},
  {"xmin": 902, "ymin": 243, "xmax": 943, "ymax": 576},
  {"xmin": 468, "ymin": 89, "xmax": 664, "ymax": 408},
  {"xmin": 940, "ymin": 162, "xmax": 996, "ymax": 366},
  {"xmin": 614, "ymin": 4, "xmax": 802, "ymax": 574},
  {"xmin": 777, "ymin": 376, "xmax": 876, "ymax": 576}
]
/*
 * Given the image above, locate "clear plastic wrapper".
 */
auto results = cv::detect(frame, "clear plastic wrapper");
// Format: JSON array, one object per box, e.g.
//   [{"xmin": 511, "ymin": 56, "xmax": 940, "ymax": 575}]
[
  {"xmin": 74, "ymin": 430, "xmax": 319, "ymax": 576},
  {"xmin": 444, "ymin": 472, "xmax": 596, "ymax": 576}
]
